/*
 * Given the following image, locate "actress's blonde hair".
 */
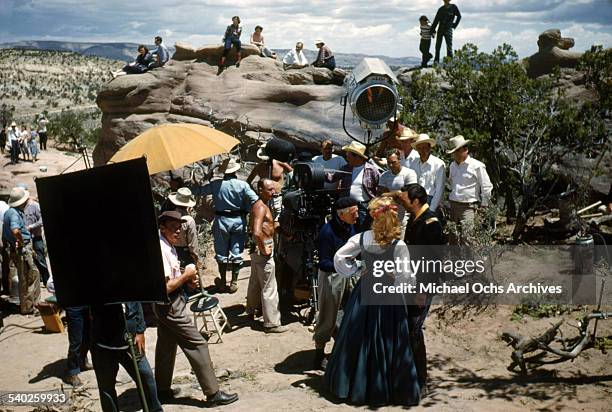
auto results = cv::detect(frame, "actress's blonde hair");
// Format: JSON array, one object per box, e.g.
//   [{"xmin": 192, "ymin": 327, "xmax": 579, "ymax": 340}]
[{"xmin": 368, "ymin": 197, "xmax": 401, "ymax": 245}]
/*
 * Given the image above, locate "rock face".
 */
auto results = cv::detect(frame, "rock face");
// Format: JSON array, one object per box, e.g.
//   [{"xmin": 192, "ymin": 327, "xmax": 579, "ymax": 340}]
[
  {"xmin": 93, "ymin": 43, "xmax": 359, "ymax": 166},
  {"xmin": 527, "ymin": 29, "xmax": 583, "ymax": 78}
]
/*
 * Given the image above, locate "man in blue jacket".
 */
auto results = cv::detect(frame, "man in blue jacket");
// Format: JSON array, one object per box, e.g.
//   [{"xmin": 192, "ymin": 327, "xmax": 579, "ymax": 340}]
[{"xmin": 312, "ymin": 197, "xmax": 359, "ymax": 370}]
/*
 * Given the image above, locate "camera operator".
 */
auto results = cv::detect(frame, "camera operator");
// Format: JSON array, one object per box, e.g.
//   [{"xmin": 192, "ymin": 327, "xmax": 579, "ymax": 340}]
[{"xmin": 312, "ymin": 197, "xmax": 359, "ymax": 370}]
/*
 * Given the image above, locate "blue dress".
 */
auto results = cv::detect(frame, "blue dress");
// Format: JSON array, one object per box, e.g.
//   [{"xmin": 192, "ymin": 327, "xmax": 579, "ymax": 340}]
[{"xmin": 323, "ymin": 235, "xmax": 421, "ymax": 407}]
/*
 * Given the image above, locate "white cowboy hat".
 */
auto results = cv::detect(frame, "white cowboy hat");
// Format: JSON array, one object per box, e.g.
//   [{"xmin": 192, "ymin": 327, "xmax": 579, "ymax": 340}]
[
  {"xmin": 342, "ymin": 141, "xmax": 368, "ymax": 159},
  {"xmin": 219, "ymin": 157, "xmax": 241, "ymax": 174},
  {"xmin": 10, "ymin": 121, "xmax": 17, "ymax": 127},
  {"xmin": 8, "ymin": 187, "xmax": 29, "ymax": 208},
  {"xmin": 412, "ymin": 133, "xmax": 437, "ymax": 149},
  {"xmin": 446, "ymin": 135, "xmax": 471, "ymax": 154},
  {"xmin": 168, "ymin": 187, "xmax": 196, "ymax": 208},
  {"xmin": 397, "ymin": 127, "xmax": 418, "ymax": 141},
  {"xmin": 314, "ymin": 39, "xmax": 325, "ymax": 45},
  {"xmin": 256, "ymin": 143, "xmax": 270, "ymax": 161},
  {"xmin": 389, "ymin": 110, "xmax": 402, "ymax": 122}
]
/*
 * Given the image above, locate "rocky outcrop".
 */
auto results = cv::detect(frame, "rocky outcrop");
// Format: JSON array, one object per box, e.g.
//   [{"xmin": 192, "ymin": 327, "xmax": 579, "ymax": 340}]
[
  {"xmin": 93, "ymin": 43, "xmax": 357, "ymax": 166},
  {"xmin": 527, "ymin": 29, "xmax": 583, "ymax": 78}
]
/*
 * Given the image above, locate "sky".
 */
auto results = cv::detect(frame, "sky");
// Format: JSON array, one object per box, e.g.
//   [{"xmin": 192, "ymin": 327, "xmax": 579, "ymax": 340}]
[{"xmin": 0, "ymin": 0, "xmax": 611, "ymax": 58}]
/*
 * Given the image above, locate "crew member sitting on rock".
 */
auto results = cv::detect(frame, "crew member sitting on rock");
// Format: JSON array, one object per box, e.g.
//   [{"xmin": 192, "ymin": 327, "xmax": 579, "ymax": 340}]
[
  {"xmin": 111, "ymin": 45, "xmax": 154, "ymax": 78},
  {"xmin": 312, "ymin": 39, "xmax": 336, "ymax": 71},
  {"xmin": 250, "ymin": 25, "xmax": 276, "ymax": 59},
  {"xmin": 150, "ymin": 36, "xmax": 170, "ymax": 68},
  {"xmin": 220, "ymin": 16, "xmax": 243, "ymax": 68},
  {"xmin": 283, "ymin": 42, "xmax": 309, "ymax": 70}
]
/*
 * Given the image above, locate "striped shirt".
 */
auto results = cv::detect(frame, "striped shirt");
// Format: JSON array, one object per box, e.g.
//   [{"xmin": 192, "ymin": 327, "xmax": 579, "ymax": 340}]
[{"xmin": 420, "ymin": 24, "xmax": 433, "ymax": 40}]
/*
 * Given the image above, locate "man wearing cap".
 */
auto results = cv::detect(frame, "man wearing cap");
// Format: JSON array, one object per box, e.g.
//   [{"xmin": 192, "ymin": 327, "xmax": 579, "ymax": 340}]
[
  {"xmin": 312, "ymin": 39, "xmax": 336, "ymax": 71},
  {"xmin": 378, "ymin": 148, "xmax": 417, "ymax": 237},
  {"xmin": 248, "ymin": 179, "xmax": 287, "ymax": 333},
  {"xmin": 313, "ymin": 196, "xmax": 359, "ymax": 369},
  {"xmin": 431, "ymin": 0, "xmax": 462, "ymax": 65},
  {"xmin": 8, "ymin": 121, "xmax": 21, "ymax": 164},
  {"xmin": 192, "ymin": 158, "xmax": 258, "ymax": 293},
  {"xmin": 312, "ymin": 140, "xmax": 347, "ymax": 190},
  {"xmin": 412, "ymin": 134, "xmax": 446, "ymax": 214},
  {"xmin": 166, "ymin": 188, "xmax": 199, "ymax": 269},
  {"xmin": 2, "ymin": 187, "xmax": 40, "ymax": 314},
  {"xmin": 447, "ymin": 135, "xmax": 493, "ymax": 244},
  {"xmin": 154, "ymin": 211, "xmax": 238, "ymax": 406},
  {"xmin": 328, "ymin": 141, "xmax": 380, "ymax": 232}
]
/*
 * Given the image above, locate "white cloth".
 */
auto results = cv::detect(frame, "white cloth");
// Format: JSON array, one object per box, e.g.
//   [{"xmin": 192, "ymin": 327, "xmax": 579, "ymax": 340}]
[
  {"xmin": 283, "ymin": 48, "xmax": 308, "ymax": 66},
  {"xmin": 349, "ymin": 165, "xmax": 366, "ymax": 202},
  {"xmin": 333, "ymin": 230, "xmax": 414, "ymax": 287},
  {"xmin": 312, "ymin": 154, "xmax": 347, "ymax": 189},
  {"xmin": 160, "ymin": 233, "xmax": 181, "ymax": 280},
  {"xmin": 38, "ymin": 118, "xmax": 47, "ymax": 133},
  {"xmin": 400, "ymin": 149, "xmax": 420, "ymax": 170},
  {"xmin": 379, "ymin": 166, "xmax": 417, "ymax": 222},
  {"xmin": 413, "ymin": 154, "xmax": 446, "ymax": 211},
  {"xmin": 449, "ymin": 155, "xmax": 493, "ymax": 206}
]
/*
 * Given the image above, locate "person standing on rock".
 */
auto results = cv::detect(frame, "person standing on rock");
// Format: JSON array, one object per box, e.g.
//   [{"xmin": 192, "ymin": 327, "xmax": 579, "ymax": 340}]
[
  {"xmin": 247, "ymin": 179, "xmax": 288, "ymax": 333},
  {"xmin": 419, "ymin": 15, "xmax": 434, "ymax": 68},
  {"xmin": 192, "ymin": 158, "xmax": 259, "ymax": 293},
  {"xmin": 431, "ymin": 0, "xmax": 462, "ymax": 65},
  {"xmin": 282, "ymin": 42, "xmax": 309, "ymax": 70},
  {"xmin": 312, "ymin": 39, "xmax": 336, "ymax": 71},
  {"xmin": 220, "ymin": 16, "xmax": 243, "ymax": 68}
]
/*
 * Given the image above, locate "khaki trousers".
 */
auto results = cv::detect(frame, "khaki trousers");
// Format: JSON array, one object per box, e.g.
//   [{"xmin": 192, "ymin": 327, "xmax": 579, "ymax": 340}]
[
  {"xmin": 449, "ymin": 201, "xmax": 477, "ymax": 246},
  {"xmin": 313, "ymin": 270, "xmax": 357, "ymax": 348},
  {"xmin": 10, "ymin": 244, "xmax": 40, "ymax": 314},
  {"xmin": 247, "ymin": 253, "xmax": 281, "ymax": 328},
  {"xmin": 153, "ymin": 294, "xmax": 219, "ymax": 396}
]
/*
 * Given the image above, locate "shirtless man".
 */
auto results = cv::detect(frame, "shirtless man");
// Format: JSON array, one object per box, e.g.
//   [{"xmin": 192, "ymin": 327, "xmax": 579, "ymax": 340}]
[
  {"xmin": 247, "ymin": 149, "xmax": 293, "ymax": 222},
  {"xmin": 247, "ymin": 179, "xmax": 288, "ymax": 333}
]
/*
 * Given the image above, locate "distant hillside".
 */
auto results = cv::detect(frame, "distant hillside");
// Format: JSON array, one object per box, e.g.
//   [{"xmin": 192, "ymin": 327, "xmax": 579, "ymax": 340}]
[
  {"xmin": 0, "ymin": 40, "xmax": 420, "ymax": 70},
  {"xmin": 0, "ymin": 49, "xmax": 120, "ymax": 121}
]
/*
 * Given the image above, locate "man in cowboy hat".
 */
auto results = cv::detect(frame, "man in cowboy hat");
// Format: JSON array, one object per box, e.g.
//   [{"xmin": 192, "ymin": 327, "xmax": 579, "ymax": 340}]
[
  {"xmin": 446, "ymin": 135, "xmax": 492, "ymax": 244},
  {"xmin": 2, "ymin": 187, "xmax": 40, "ymax": 314},
  {"xmin": 8, "ymin": 121, "xmax": 21, "ymax": 164},
  {"xmin": 166, "ymin": 188, "xmax": 199, "ymax": 269},
  {"xmin": 153, "ymin": 211, "xmax": 239, "ymax": 406},
  {"xmin": 328, "ymin": 141, "xmax": 380, "ymax": 232},
  {"xmin": 412, "ymin": 133, "xmax": 446, "ymax": 214},
  {"xmin": 312, "ymin": 39, "xmax": 336, "ymax": 70},
  {"xmin": 192, "ymin": 157, "xmax": 259, "ymax": 293}
]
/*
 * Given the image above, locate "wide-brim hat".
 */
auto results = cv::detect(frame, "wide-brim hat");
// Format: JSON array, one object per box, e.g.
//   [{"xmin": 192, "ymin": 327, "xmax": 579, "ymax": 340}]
[
  {"xmin": 342, "ymin": 141, "xmax": 368, "ymax": 159},
  {"xmin": 446, "ymin": 135, "xmax": 471, "ymax": 154},
  {"xmin": 219, "ymin": 157, "xmax": 241, "ymax": 174},
  {"xmin": 168, "ymin": 187, "xmax": 196, "ymax": 207},
  {"xmin": 314, "ymin": 39, "xmax": 325, "ymax": 45},
  {"xmin": 158, "ymin": 210, "xmax": 187, "ymax": 223},
  {"xmin": 8, "ymin": 187, "xmax": 29, "ymax": 208},
  {"xmin": 10, "ymin": 121, "xmax": 17, "ymax": 127},
  {"xmin": 412, "ymin": 133, "xmax": 436, "ymax": 149},
  {"xmin": 397, "ymin": 127, "xmax": 418, "ymax": 141}
]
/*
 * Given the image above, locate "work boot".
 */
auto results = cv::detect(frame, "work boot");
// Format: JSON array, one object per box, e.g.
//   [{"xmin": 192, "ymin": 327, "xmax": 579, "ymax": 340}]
[
  {"xmin": 229, "ymin": 263, "xmax": 240, "ymax": 294},
  {"xmin": 158, "ymin": 387, "xmax": 181, "ymax": 403},
  {"xmin": 207, "ymin": 390, "xmax": 239, "ymax": 406},
  {"xmin": 215, "ymin": 262, "xmax": 228, "ymax": 293}
]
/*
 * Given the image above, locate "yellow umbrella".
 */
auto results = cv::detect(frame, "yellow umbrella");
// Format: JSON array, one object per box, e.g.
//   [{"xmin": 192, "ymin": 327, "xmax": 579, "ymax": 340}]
[{"xmin": 109, "ymin": 123, "xmax": 240, "ymax": 175}]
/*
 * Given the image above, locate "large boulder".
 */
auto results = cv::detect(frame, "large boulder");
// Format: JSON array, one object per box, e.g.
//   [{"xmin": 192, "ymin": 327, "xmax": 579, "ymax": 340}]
[
  {"xmin": 527, "ymin": 29, "xmax": 583, "ymax": 78},
  {"xmin": 93, "ymin": 43, "xmax": 356, "ymax": 166}
]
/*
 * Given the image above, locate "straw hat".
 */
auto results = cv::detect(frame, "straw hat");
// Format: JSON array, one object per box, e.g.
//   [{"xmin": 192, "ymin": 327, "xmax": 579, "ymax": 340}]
[
  {"xmin": 446, "ymin": 135, "xmax": 471, "ymax": 154},
  {"xmin": 219, "ymin": 157, "xmax": 241, "ymax": 174},
  {"xmin": 8, "ymin": 187, "xmax": 29, "ymax": 208},
  {"xmin": 412, "ymin": 133, "xmax": 436, "ymax": 149},
  {"xmin": 314, "ymin": 39, "xmax": 325, "ymax": 45},
  {"xmin": 10, "ymin": 121, "xmax": 17, "ymax": 127},
  {"xmin": 397, "ymin": 127, "xmax": 418, "ymax": 141},
  {"xmin": 342, "ymin": 141, "xmax": 368, "ymax": 159},
  {"xmin": 168, "ymin": 187, "xmax": 196, "ymax": 208}
]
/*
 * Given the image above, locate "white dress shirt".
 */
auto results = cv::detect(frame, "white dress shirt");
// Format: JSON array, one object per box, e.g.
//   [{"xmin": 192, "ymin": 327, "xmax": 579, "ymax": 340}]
[
  {"xmin": 283, "ymin": 49, "xmax": 308, "ymax": 66},
  {"xmin": 160, "ymin": 233, "xmax": 181, "ymax": 280},
  {"xmin": 449, "ymin": 155, "xmax": 493, "ymax": 206},
  {"xmin": 350, "ymin": 165, "xmax": 367, "ymax": 202},
  {"xmin": 333, "ymin": 230, "xmax": 414, "ymax": 286},
  {"xmin": 412, "ymin": 154, "xmax": 446, "ymax": 211},
  {"xmin": 400, "ymin": 149, "xmax": 420, "ymax": 170}
]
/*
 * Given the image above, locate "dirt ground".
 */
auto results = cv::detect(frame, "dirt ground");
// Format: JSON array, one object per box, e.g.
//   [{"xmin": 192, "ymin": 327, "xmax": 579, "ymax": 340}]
[{"xmin": 0, "ymin": 150, "xmax": 611, "ymax": 412}]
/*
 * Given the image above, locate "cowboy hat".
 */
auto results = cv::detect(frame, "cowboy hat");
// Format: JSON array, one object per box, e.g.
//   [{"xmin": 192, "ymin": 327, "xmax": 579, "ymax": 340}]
[
  {"xmin": 412, "ymin": 133, "xmax": 436, "ymax": 149},
  {"xmin": 158, "ymin": 210, "xmax": 187, "ymax": 223},
  {"xmin": 342, "ymin": 141, "xmax": 368, "ymax": 159},
  {"xmin": 219, "ymin": 157, "xmax": 241, "ymax": 174},
  {"xmin": 446, "ymin": 135, "xmax": 471, "ymax": 154},
  {"xmin": 397, "ymin": 127, "xmax": 418, "ymax": 141},
  {"xmin": 168, "ymin": 187, "xmax": 196, "ymax": 208},
  {"xmin": 314, "ymin": 39, "xmax": 325, "ymax": 45},
  {"xmin": 10, "ymin": 121, "xmax": 17, "ymax": 127},
  {"xmin": 8, "ymin": 187, "xmax": 29, "ymax": 208}
]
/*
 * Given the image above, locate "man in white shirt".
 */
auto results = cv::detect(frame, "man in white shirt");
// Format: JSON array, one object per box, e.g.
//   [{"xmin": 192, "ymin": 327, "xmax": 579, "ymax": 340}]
[
  {"xmin": 283, "ymin": 42, "xmax": 308, "ymax": 70},
  {"xmin": 312, "ymin": 140, "xmax": 347, "ymax": 190},
  {"xmin": 377, "ymin": 148, "xmax": 417, "ymax": 237},
  {"xmin": 37, "ymin": 114, "xmax": 48, "ymax": 150},
  {"xmin": 8, "ymin": 122, "xmax": 20, "ymax": 164},
  {"xmin": 447, "ymin": 135, "xmax": 493, "ymax": 243},
  {"xmin": 412, "ymin": 134, "xmax": 445, "ymax": 213},
  {"xmin": 397, "ymin": 127, "xmax": 420, "ymax": 170}
]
